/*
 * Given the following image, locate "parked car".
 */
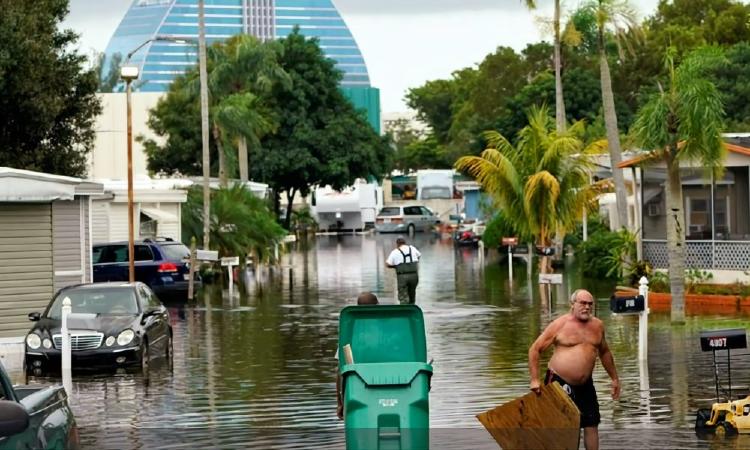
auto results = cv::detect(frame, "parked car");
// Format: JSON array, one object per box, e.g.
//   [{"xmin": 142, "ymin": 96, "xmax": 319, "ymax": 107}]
[
  {"xmin": 25, "ymin": 282, "xmax": 172, "ymax": 374},
  {"xmin": 0, "ymin": 360, "xmax": 79, "ymax": 449},
  {"xmin": 92, "ymin": 238, "xmax": 200, "ymax": 299},
  {"xmin": 453, "ymin": 227, "xmax": 481, "ymax": 246},
  {"xmin": 375, "ymin": 205, "xmax": 440, "ymax": 234}
]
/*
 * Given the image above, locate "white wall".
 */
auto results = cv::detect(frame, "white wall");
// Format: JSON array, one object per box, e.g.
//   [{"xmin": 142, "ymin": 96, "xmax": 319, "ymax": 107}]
[{"xmin": 89, "ymin": 92, "xmax": 164, "ymax": 180}]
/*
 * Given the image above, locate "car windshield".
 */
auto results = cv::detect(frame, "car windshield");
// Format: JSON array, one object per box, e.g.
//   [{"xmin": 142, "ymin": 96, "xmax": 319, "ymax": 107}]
[
  {"xmin": 160, "ymin": 243, "xmax": 190, "ymax": 260},
  {"xmin": 378, "ymin": 207, "xmax": 401, "ymax": 216},
  {"xmin": 46, "ymin": 287, "xmax": 138, "ymax": 319},
  {"xmin": 420, "ymin": 187, "xmax": 452, "ymax": 199}
]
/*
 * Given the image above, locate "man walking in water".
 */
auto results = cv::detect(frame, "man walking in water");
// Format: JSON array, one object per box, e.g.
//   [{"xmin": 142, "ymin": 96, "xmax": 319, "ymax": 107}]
[
  {"xmin": 528, "ymin": 289, "xmax": 620, "ymax": 450},
  {"xmin": 386, "ymin": 237, "xmax": 421, "ymax": 304}
]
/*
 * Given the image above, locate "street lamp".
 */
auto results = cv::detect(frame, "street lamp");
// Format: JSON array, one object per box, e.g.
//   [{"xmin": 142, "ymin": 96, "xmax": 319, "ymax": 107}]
[
  {"xmin": 124, "ymin": 29, "xmax": 211, "ymax": 251},
  {"xmin": 120, "ymin": 64, "xmax": 139, "ymax": 283}
]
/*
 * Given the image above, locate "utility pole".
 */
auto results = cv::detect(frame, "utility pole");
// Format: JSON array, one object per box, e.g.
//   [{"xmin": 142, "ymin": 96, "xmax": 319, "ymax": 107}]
[{"xmin": 199, "ymin": 0, "xmax": 211, "ymax": 249}]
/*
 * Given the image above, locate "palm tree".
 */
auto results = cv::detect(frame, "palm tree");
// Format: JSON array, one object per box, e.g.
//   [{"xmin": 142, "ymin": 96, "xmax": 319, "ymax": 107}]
[
  {"xmin": 206, "ymin": 35, "xmax": 289, "ymax": 186},
  {"xmin": 455, "ymin": 106, "xmax": 606, "ymax": 273},
  {"xmin": 631, "ymin": 48, "xmax": 726, "ymax": 323},
  {"xmin": 521, "ymin": 0, "xmax": 567, "ymax": 132},
  {"xmin": 588, "ymin": 0, "xmax": 642, "ymax": 230}
]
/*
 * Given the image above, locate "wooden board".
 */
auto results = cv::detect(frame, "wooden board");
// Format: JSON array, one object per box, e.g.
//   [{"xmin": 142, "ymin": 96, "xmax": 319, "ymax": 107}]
[{"xmin": 477, "ymin": 382, "xmax": 581, "ymax": 449}]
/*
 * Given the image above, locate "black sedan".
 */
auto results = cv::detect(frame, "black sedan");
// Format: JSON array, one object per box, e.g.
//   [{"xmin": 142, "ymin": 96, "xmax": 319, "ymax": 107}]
[{"xmin": 24, "ymin": 282, "xmax": 172, "ymax": 374}]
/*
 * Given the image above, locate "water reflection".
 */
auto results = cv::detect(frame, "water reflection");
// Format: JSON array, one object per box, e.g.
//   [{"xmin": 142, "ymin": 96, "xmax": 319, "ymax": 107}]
[{"xmin": 23, "ymin": 233, "xmax": 750, "ymax": 449}]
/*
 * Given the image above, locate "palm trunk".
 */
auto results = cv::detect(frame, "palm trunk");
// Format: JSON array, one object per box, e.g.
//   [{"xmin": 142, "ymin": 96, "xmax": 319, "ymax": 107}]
[
  {"xmin": 213, "ymin": 123, "xmax": 228, "ymax": 188},
  {"xmin": 553, "ymin": 0, "xmax": 566, "ymax": 132},
  {"xmin": 599, "ymin": 31, "xmax": 629, "ymax": 230},
  {"xmin": 665, "ymin": 151, "xmax": 686, "ymax": 323},
  {"xmin": 238, "ymin": 136, "xmax": 249, "ymax": 182}
]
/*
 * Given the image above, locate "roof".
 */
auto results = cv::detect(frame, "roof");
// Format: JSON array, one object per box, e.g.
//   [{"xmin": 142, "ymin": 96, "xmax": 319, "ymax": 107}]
[
  {"xmin": 617, "ymin": 142, "xmax": 750, "ymax": 169},
  {"xmin": 0, "ymin": 167, "xmax": 104, "ymax": 201}
]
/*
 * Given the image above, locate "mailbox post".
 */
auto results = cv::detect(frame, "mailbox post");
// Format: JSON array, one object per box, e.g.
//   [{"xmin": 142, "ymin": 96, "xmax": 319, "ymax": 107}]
[
  {"xmin": 61, "ymin": 297, "xmax": 72, "ymax": 397},
  {"xmin": 699, "ymin": 328, "xmax": 747, "ymax": 402},
  {"xmin": 610, "ymin": 276, "xmax": 650, "ymax": 363},
  {"xmin": 638, "ymin": 276, "xmax": 649, "ymax": 363},
  {"xmin": 502, "ymin": 237, "xmax": 518, "ymax": 282}
]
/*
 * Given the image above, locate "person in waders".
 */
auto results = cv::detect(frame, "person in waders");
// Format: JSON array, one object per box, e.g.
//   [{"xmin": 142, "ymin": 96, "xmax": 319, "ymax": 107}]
[{"xmin": 386, "ymin": 237, "xmax": 421, "ymax": 304}]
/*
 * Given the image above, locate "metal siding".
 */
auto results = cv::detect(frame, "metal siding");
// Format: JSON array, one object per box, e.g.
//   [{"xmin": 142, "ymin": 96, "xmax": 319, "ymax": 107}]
[
  {"xmin": 0, "ymin": 204, "xmax": 54, "ymax": 339},
  {"xmin": 156, "ymin": 203, "xmax": 181, "ymax": 241},
  {"xmin": 53, "ymin": 200, "xmax": 83, "ymax": 291},
  {"xmin": 109, "ymin": 204, "xmax": 130, "ymax": 242},
  {"xmin": 91, "ymin": 200, "xmax": 110, "ymax": 244}
]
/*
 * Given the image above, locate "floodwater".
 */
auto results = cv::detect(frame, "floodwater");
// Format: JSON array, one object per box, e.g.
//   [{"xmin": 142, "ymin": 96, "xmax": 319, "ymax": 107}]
[{"xmin": 31, "ymin": 234, "xmax": 750, "ymax": 449}]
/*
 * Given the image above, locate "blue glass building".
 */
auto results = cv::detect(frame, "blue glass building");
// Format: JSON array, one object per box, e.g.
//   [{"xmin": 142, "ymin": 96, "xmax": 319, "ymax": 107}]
[{"xmin": 102, "ymin": 0, "xmax": 379, "ymax": 130}]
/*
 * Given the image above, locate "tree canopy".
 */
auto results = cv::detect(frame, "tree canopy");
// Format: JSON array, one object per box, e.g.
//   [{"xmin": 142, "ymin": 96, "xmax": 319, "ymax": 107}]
[
  {"xmin": 0, "ymin": 0, "xmax": 101, "ymax": 177},
  {"xmin": 403, "ymin": 0, "xmax": 750, "ymax": 174}
]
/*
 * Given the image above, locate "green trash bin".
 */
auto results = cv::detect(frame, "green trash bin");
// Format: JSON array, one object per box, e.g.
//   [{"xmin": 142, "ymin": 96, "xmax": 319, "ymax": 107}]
[{"xmin": 338, "ymin": 304, "xmax": 433, "ymax": 450}]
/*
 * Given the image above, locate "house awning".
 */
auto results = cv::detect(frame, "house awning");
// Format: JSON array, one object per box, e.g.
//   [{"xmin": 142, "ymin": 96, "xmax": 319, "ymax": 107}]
[
  {"xmin": 141, "ymin": 207, "xmax": 178, "ymax": 223},
  {"xmin": 617, "ymin": 143, "xmax": 750, "ymax": 169},
  {"xmin": 0, "ymin": 167, "xmax": 102, "ymax": 202}
]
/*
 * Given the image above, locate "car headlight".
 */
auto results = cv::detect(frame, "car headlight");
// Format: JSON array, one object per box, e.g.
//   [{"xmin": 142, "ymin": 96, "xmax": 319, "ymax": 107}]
[
  {"xmin": 42, "ymin": 338, "xmax": 52, "ymax": 349},
  {"xmin": 116, "ymin": 329, "xmax": 135, "ymax": 346},
  {"xmin": 26, "ymin": 334, "xmax": 41, "ymax": 349},
  {"xmin": 105, "ymin": 336, "xmax": 116, "ymax": 347}
]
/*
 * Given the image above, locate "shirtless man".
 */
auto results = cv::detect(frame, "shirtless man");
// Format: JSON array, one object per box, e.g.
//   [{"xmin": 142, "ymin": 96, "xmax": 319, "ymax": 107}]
[{"xmin": 528, "ymin": 289, "xmax": 620, "ymax": 450}]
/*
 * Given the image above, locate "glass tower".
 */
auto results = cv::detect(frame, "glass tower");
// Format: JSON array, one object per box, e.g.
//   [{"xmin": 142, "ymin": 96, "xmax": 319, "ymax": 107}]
[{"xmin": 102, "ymin": 0, "xmax": 379, "ymax": 130}]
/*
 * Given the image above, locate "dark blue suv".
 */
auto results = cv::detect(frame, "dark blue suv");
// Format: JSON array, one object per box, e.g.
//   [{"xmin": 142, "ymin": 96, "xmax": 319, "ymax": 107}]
[{"xmin": 92, "ymin": 238, "xmax": 200, "ymax": 299}]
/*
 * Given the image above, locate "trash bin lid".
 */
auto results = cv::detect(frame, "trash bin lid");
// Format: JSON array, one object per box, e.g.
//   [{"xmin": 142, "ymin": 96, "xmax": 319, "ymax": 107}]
[
  {"xmin": 338, "ymin": 305, "xmax": 427, "ymax": 369},
  {"xmin": 341, "ymin": 362, "xmax": 433, "ymax": 386}
]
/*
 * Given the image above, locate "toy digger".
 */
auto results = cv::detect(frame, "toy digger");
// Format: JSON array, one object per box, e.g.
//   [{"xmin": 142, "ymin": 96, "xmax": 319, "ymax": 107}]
[{"xmin": 695, "ymin": 328, "xmax": 749, "ymax": 436}]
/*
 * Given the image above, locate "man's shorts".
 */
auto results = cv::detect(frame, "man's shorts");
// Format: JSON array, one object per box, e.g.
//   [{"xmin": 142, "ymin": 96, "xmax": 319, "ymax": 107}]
[{"xmin": 545, "ymin": 369, "xmax": 601, "ymax": 428}]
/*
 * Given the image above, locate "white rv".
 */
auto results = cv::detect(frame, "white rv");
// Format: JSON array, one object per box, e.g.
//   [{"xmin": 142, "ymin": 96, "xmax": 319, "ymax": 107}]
[
  {"xmin": 417, "ymin": 170, "xmax": 454, "ymax": 200},
  {"xmin": 312, "ymin": 179, "xmax": 383, "ymax": 232}
]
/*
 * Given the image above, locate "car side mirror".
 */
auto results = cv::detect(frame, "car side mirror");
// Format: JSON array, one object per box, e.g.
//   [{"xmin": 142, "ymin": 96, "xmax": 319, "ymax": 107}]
[
  {"xmin": 142, "ymin": 308, "xmax": 159, "ymax": 322},
  {"xmin": 0, "ymin": 401, "xmax": 30, "ymax": 438},
  {"xmin": 28, "ymin": 312, "xmax": 41, "ymax": 322}
]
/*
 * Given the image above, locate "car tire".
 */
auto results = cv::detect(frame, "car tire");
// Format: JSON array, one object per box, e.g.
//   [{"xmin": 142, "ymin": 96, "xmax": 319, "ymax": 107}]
[{"xmin": 408, "ymin": 224, "xmax": 415, "ymax": 235}]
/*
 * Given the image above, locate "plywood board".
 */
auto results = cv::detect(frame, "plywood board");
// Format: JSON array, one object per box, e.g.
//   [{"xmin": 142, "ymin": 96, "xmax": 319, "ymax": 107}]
[{"xmin": 477, "ymin": 382, "xmax": 581, "ymax": 449}]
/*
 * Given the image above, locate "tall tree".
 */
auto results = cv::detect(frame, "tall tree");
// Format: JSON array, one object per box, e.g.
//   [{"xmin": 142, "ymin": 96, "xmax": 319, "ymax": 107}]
[
  {"xmin": 203, "ymin": 35, "xmax": 288, "ymax": 186},
  {"xmin": 631, "ymin": 47, "xmax": 726, "ymax": 323},
  {"xmin": 589, "ymin": 0, "xmax": 642, "ymax": 230},
  {"xmin": 0, "ymin": 0, "xmax": 101, "ymax": 177},
  {"xmin": 455, "ymin": 106, "xmax": 606, "ymax": 273},
  {"xmin": 253, "ymin": 30, "xmax": 390, "ymax": 227}
]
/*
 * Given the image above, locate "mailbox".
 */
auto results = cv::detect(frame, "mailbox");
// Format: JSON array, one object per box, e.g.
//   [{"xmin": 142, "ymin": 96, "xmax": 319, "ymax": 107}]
[
  {"xmin": 609, "ymin": 294, "xmax": 645, "ymax": 314},
  {"xmin": 699, "ymin": 329, "xmax": 747, "ymax": 352},
  {"xmin": 535, "ymin": 246, "xmax": 555, "ymax": 256}
]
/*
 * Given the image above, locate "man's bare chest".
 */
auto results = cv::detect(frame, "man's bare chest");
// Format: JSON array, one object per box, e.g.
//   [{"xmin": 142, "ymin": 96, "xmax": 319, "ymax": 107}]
[{"xmin": 555, "ymin": 322, "xmax": 601, "ymax": 348}]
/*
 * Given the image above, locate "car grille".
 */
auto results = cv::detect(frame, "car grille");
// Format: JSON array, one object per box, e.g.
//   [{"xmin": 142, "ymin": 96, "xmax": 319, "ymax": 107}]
[{"xmin": 53, "ymin": 332, "xmax": 103, "ymax": 351}]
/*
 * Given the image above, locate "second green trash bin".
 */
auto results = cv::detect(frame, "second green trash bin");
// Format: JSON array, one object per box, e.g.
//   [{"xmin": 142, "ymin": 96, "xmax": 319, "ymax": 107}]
[{"xmin": 338, "ymin": 304, "xmax": 433, "ymax": 450}]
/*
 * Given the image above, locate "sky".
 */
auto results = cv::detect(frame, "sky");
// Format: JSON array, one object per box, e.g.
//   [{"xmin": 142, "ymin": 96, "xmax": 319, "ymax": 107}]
[{"xmin": 62, "ymin": 0, "xmax": 661, "ymax": 112}]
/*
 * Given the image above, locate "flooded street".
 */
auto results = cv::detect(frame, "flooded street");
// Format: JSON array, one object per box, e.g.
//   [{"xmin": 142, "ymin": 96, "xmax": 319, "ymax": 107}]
[{"xmin": 37, "ymin": 234, "xmax": 750, "ymax": 449}]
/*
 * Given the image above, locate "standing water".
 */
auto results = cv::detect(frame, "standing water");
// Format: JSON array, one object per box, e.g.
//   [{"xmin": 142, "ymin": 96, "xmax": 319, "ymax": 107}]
[{"xmin": 36, "ymin": 234, "xmax": 750, "ymax": 448}]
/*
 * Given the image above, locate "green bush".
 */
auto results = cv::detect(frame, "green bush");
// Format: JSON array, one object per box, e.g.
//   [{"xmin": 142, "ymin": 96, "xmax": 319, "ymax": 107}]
[
  {"xmin": 564, "ymin": 213, "xmax": 610, "ymax": 249},
  {"xmin": 182, "ymin": 184, "xmax": 286, "ymax": 262},
  {"xmin": 579, "ymin": 229, "xmax": 636, "ymax": 280}
]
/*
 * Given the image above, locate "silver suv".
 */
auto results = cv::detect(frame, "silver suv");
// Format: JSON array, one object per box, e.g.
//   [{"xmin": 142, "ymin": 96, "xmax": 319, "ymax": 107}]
[{"xmin": 374, "ymin": 205, "xmax": 439, "ymax": 233}]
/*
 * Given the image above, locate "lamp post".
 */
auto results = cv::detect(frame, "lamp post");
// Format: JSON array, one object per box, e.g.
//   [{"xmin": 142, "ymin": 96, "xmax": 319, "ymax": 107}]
[
  {"xmin": 120, "ymin": 64, "xmax": 139, "ymax": 283},
  {"xmin": 126, "ymin": 27, "xmax": 211, "ymax": 250}
]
